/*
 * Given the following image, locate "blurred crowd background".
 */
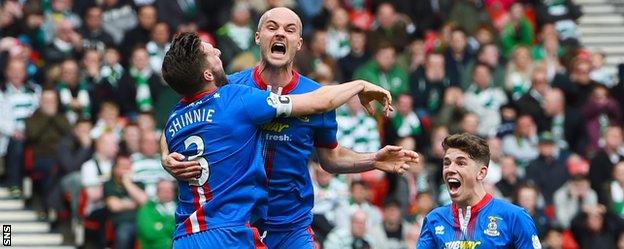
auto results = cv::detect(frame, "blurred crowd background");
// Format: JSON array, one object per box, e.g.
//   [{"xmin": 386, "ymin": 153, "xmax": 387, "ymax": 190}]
[{"xmin": 1, "ymin": 0, "xmax": 624, "ymax": 248}]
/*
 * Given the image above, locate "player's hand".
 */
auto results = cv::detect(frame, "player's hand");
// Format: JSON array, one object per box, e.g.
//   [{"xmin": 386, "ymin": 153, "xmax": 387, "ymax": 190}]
[
  {"xmin": 358, "ymin": 81, "xmax": 394, "ymax": 117},
  {"xmin": 161, "ymin": 152, "xmax": 202, "ymax": 181},
  {"xmin": 372, "ymin": 145, "xmax": 419, "ymax": 174}
]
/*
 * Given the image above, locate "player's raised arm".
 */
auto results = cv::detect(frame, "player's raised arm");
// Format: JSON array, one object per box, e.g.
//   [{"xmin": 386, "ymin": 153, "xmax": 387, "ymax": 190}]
[{"xmin": 283, "ymin": 80, "xmax": 393, "ymax": 117}]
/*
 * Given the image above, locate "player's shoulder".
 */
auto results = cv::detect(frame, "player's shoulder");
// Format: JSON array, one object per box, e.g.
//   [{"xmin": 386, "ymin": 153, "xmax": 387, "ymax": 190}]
[
  {"xmin": 295, "ymin": 73, "xmax": 322, "ymax": 91},
  {"xmin": 227, "ymin": 68, "xmax": 254, "ymax": 86},
  {"xmin": 489, "ymin": 198, "xmax": 524, "ymax": 213},
  {"xmin": 426, "ymin": 203, "xmax": 452, "ymax": 219}
]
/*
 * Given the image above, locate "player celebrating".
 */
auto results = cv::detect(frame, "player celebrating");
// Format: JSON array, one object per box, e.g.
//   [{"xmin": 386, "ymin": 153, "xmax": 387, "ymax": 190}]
[
  {"xmin": 163, "ymin": 7, "xmax": 420, "ymax": 249},
  {"xmin": 417, "ymin": 133, "xmax": 541, "ymax": 249},
  {"xmin": 162, "ymin": 32, "xmax": 406, "ymax": 248}
]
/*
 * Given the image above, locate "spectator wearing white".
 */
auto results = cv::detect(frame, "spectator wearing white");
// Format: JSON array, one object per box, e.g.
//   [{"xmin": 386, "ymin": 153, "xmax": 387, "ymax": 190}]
[
  {"xmin": 463, "ymin": 63, "xmax": 508, "ymax": 137},
  {"xmin": 554, "ymin": 173, "xmax": 598, "ymax": 229},
  {"xmin": 41, "ymin": 0, "xmax": 82, "ymax": 44},
  {"xmin": 379, "ymin": 199, "xmax": 413, "ymax": 249},
  {"xmin": 80, "ymin": 132, "xmax": 119, "ymax": 215},
  {"xmin": 101, "ymin": 0, "xmax": 138, "ymax": 44},
  {"xmin": 146, "ymin": 22, "xmax": 170, "ymax": 75},
  {"xmin": 324, "ymin": 209, "xmax": 384, "ymax": 249},
  {"xmin": 311, "ymin": 163, "xmax": 348, "ymax": 243},
  {"xmin": 505, "ymin": 46, "xmax": 534, "ymax": 101},
  {"xmin": 336, "ymin": 96, "xmax": 380, "ymax": 153},
  {"xmin": 502, "ymin": 114, "xmax": 539, "ymax": 170},
  {"xmin": 590, "ymin": 51, "xmax": 616, "ymax": 88},
  {"xmin": 2, "ymin": 58, "xmax": 41, "ymax": 198},
  {"xmin": 131, "ymin": 130, "xmax": 172, "ymax": 199},
  {"xmin": 334, "ymin": 180, "xmax": 383, "ymax": 232},
  {"xmin": 325, "ymin": 8, "xmax": 351, "ymax": 60}
]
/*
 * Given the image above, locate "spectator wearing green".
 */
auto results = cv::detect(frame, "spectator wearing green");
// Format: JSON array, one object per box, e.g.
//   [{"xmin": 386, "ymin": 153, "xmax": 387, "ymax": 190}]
[
  {"xmin": 137, "ymin": 180, "xmax": 176, "ymax": 249},
  {"xmin": 501, "ymin": 3, "xmax": 534, "ymax": 58},
  {"xmin": 353, "ymin": 42, "xmax": 408, "ymax": 99}
]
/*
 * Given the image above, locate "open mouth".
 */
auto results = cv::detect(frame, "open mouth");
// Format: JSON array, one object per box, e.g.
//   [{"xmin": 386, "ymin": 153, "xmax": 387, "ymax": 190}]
[
  {"xmin": 447, "ymin": 178, "xmax": 461, "ymax": 193},
  {"xmin": 271, "ymin": 42, "xmax": 286, "ymax": 55}
]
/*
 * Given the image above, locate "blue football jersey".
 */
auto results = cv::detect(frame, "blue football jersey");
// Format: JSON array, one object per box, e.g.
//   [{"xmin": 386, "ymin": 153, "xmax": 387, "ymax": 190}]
[
  {"xmin": 228, "ymin": 67, "xmax": 338, "ymax": 231},
  {"xmin": 164, "ymin": 84, "xmax": 277, "ymax": 240},
  {"xmin": 417, "ymin": 194, "xmax": 542, "ymax": 249}
]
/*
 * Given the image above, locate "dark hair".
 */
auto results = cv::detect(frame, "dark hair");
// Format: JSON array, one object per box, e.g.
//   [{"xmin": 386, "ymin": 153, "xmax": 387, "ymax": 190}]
[
  {"xmin": 162, "ymin": 32, "xmax": 208, "ymax": 96},
  {"xmin": 442, "ymin": 133, "xmax": 490, "ymax": 167},
  {"xmin": 473, "ymin": 62, "xmax": 492, "ymax": 74},
  {"xmin": 374, "ymin": 41, "xmax": 395, "ymax": 55}
]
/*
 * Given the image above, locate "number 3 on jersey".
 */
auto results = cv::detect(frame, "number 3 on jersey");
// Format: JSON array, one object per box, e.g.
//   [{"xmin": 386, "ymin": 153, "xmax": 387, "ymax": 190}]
[{"xmin": 184, "ymin": 135, "xmax": 209, "ymax": 186}]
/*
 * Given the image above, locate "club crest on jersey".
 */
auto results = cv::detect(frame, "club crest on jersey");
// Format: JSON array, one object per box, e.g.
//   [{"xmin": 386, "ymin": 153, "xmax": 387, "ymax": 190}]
[
  {"xmin": 484, "ymin": 216, "xmax": 500, "ymax": 237},
  {"xmin": 435, "ymin": 225, "xmax": 445, "ymax": 235}
]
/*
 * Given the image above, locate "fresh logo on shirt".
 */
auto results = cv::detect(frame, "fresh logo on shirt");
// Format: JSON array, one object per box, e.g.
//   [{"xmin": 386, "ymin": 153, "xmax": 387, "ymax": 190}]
[
  {"xmin": 444, "ymin": 241, "xmax": 481, "ymax": 249},
  {"xmin": 532, "ymin": 235, "xmax": 542, "ymax": 249},
  {"xmin": 484, "ymin": 216, "xmax": 501, "ymax": 237},
  {"xmin": 435, "ymin": 225, "xmax": 445, "ymax": 235}
]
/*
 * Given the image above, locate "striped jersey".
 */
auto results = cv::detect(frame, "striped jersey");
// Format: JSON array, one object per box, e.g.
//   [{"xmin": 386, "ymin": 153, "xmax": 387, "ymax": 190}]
[
  {"xmin": 130, "ymin": 153, "xmax": 173, "ymax": 199},
  {"xmin": 164, "ymin": 84, "xmax": 277, "ymax": 239},
  {"xmin": 2, "ymin": 82, "xmax": 41, "ymax": 131},
  {"xmin": 228, "ymin": 67, "xmax": 338, "ymax": 231},
  {"xmin": 417, "ymin": 194, "xmax": 542, "ymax": 249}
]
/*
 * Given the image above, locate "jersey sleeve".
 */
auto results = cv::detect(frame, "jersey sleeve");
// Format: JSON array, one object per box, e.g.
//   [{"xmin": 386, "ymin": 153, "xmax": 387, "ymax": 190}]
[
  {"xmin": 313, "ymin": 110, "xmax": 338, "ymax": 149},
  {"xmin": 238, "ymin": 86, "xmax": 277, "ymax": 125},
  {"xmin": 416, "ymin": 216, "xmax": 437, "ymax": 249},
  {"xmin": 512, "ymin": 209, "xmax": 542, "ymax": 249}
]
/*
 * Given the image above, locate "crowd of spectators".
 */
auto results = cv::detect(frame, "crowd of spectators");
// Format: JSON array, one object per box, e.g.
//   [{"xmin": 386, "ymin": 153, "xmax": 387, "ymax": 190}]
[{"xmin": 2, "ymin": 0, "xmax": 624, "ymax": 248}]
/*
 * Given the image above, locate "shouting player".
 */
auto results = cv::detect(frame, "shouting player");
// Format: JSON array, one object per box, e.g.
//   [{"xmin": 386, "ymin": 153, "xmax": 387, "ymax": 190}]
[
  {"xmin": 163, "ymin": 7, "xmax": 420, "ymax": 249},
  {"xmin": 417, "ymin": 133, "xmax": 541, "ymax": 249},
  {"xmin": 162, "ymin": 32, "xmax": 407, "ymax": 248}
]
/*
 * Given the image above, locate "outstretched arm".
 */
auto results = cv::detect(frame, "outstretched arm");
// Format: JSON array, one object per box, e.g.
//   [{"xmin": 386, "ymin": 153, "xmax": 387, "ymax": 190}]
[
  {"xmin": 285, "ymin": 80, "xmax": 393, "ymax": 117},
  {"xmin": 316, "ymin": 145, "xmax": 419, "ymax": 174}
]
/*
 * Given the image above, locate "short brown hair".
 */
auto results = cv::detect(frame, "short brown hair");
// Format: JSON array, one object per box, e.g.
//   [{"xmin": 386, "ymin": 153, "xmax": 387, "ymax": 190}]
[
  {"xmin": 442, "ymin": 133, "xmax": 490, "ymax": 167},
  {"xmin": 161, "ymin": 32, "xmax": 208, "ymax": 96}
]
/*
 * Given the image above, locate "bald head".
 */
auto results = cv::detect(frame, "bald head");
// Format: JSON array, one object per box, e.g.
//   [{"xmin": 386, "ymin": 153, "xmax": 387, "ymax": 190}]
[{"xmin": 257, "ymin": 7, "xmax": 302, "ymax": 36}]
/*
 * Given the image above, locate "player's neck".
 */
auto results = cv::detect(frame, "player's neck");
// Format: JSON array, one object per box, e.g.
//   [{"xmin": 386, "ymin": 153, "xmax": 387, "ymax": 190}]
[
  {"xmin": 258, "ymin": 61, "xmax": 293, "ymax": 88},
  {"xmin": 456, "ymin": 186, "xmax": 487, "ymax": 211}
]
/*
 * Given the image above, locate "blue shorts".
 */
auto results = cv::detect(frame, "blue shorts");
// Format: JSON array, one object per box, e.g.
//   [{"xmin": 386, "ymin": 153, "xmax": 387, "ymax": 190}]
[
  {"xmin": 262, "ymin": 226, "xmax": 316, "ymax": 249},
  {"xmin": 173, "ymin": 225, "xmax": 265, "ymax": 249}
]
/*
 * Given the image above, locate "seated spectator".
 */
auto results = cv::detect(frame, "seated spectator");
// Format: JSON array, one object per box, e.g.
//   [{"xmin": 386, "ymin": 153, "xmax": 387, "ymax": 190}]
[
  {"xmin": 90, "ymin": 101, "xmax": 124, "ymax": 139},
  {"xmin": 334, "ymin": 181, "xmax": 383, "ymax": 231},
  {"xmin": 571, "ymin": 204, "xmax": 623, "ymax": 249},
  {"xmin": 118, "ymin": 4, "xmax": 154, "ymax": 56},
  {"xmin": 325, "ymin": 8, "xmax": 351, "ymax": 60},
  {"xmin": 532, "ymin": 28, "xmax": 563, "ymax": 80},
  {"xmin": 434, "ymin": 87, "xmax": 468, "ymax": 134},
  {"xmin": 495, "ymin": 104, "xmax": 517, "ymax": 139},
  {"xmin": 118, "ymin": 46, "xmax": 164, "ymax": 116},
  {"xmin": 464, "ymin": 63, "xmax": 508, "ymax": 136},
  {"xmin": 136, "ymin": 111, "xmax": 158, "ymax": 134},
  {"xmin": 409, "ymin": 191, "xmax": 435, "ymax": 226},
  {"xmin": 41, "ymin": 0, "xmax": 82, "ymax": 44},
  {"xmin": 607, "ymin": 162, "xmax": 624, "ymax": 218},
  {"xmin": 338, "ymin": 28, "xmax": 370, "ymax": 81},
  {"xmin": 25, "ymin": 89, "xmax": 72, "ymax": 220},
  {"xmin": 591, "ymin": 126, "xmax": 624, "ymax": 203},
  {"xmin": 311, "ymin": 163, "xmax": 348, "ymax": 244},
  {"xmin": 2, "ymin": 58, "xmax": 41, "ymax": 198},
  {"xmin": 457, "ymin": 112, "xmax": 481, "ymax": 136},
  {"xmin": 384, "ymin": 94, "xmax": 422, "ymax": 146},
  {"xmin": 295, "ymin": 29, "xmax": 344, "ymax": 82},
  {"xmin": 94, "ymin": 47, "xmax": 125, "ymax": 113},
  {"xmin": 353, "ymin": 42, "xmax": 408, "ymax": 99},
  {"xmin": 146, "ymin": 22, "xmax": 170, "ymax": 75},
  {"xmin": 379, "ymin": 199, "xmax": 412, "ymax": 248},
  {"xmin": 516, "ymin": 65, "xmax": 551, "ymax": 127},
  {"xmin": 542, "ymin": 88, "xmax": 586, "ymax": 154},
  {"xmin": 424, "ymin": 126, "xmax": 448, "ymax": 190},
  {"xmin": 513, "ymin": 183, "xmax": 550, "ymax": 238},
  {"xmin": 78, "ymin": 6, "xmax": 114, "ymax": 51},
  {"xmin": 336, "ymin": 96, "xmax": 380, "ymax": 153},
  {"xmin": 461, "ymin": 43, "xmax": 506, "ymax": 89},
  {"xmin": 366, "ymin": 2, "xmax": 409, "ymax": 53},
  {"xmin": 44, "ymin": 19, "xmax": 82, "ymax": 65},
  {"xmin": 56, "ymin": 59, "xmax": 93, "ymax": 123},
  {"xmin": 502, "ymin": 114, "xmax": 539, "ymax": 168},
  {"xmin": 590, "ymin": 51, "xmax": 616, "ymax": 88},
  {"xmin": 155, "ymin": 0, "xmax": 206, "ymax": 34},
  {"xmin": 131, "ymin": 130, "xmax": 171, "ymax": 199},
  {"xmin": 468, "ymin": 25, "xmax": 496, "ymax": 53},
  {"xmin": 555, "ymin": 173, "xmax": 597, "ymax": 229},
  {"xmin": 500, "ymin": 3, "xmax": 534, "ymax": 58},
  {"xmin": 120, "ymin": 122, "xmax": 140, "ymax": 155},
  {"xmin": 396, "ymin": 38, "xmax": 426, "ymax": 75},
  {"xmin": 324, "ymin": 209, "xmax": 384, "ymax": 249},
  {"xmin": 81, "ymin": 49, "xmax": 103, "ymax": 87},
  {"xmin": 445, "ymin": 28, "xmax": 473, "ymax": 87},
  {"xmin": 496, "ymin": 155, "xmax": 524, "ymax": 199},
  {"xmin": 101, "ymin": 0, "xmax": 138, "ymax": 44},
  {"xmin": 534, "ymin": 0, "xmax": 582, "ymax": 45},
  {"xmin": 104, "ymin": 154, "xmax": 148, "ymax": 249},
  {"xmin": 409, "ymin": 53, "xmax": 454, "ymax": 117},
  {"xmin": 526, "ymin": 132, "xmax": 569, "ymax": 206},
  {"xmin": 137, "ymin": 179, "xmax": 176, "ymax": 249},
  {"xmin": 389, "ymin": 151, "xmax": 431, "ymax": 217},
  {"xmin": 57, "ymin": 118, "xmax": 93, "ymax": 219},
  {"xmin": 581, "ymin": 84, "xmax": 622, "ymax": 155},
  {"xmin": 449, "ymin": 0, "xmax": 493, "ymax": 35},
  {"xmin": 215, "ymin": 2, "xmax": 256, "ymax": 69},
  {"xmin": 542, "ymin": 224, "xmax": 564, "ymax": 249},
  {"xmin": 552, "ymin": 57, "xmax": 599, "ymax": 108},
  {"xmin": 505, "ymin": 45, "xmax": 534, "ymax": 100}
]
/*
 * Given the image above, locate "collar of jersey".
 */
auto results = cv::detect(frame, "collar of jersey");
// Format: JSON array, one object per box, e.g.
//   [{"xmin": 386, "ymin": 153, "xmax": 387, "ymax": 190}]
[
  {"xmin": 252, "ymin": 66, "xmax": 299, "ymax": 94},
  {"xmin": 451, "ymin": 193, "xmax": 492, "ymax": 226},
  {"xmin": 180, "ymin": 88, "xmax": 218, "ymax": 104}
]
